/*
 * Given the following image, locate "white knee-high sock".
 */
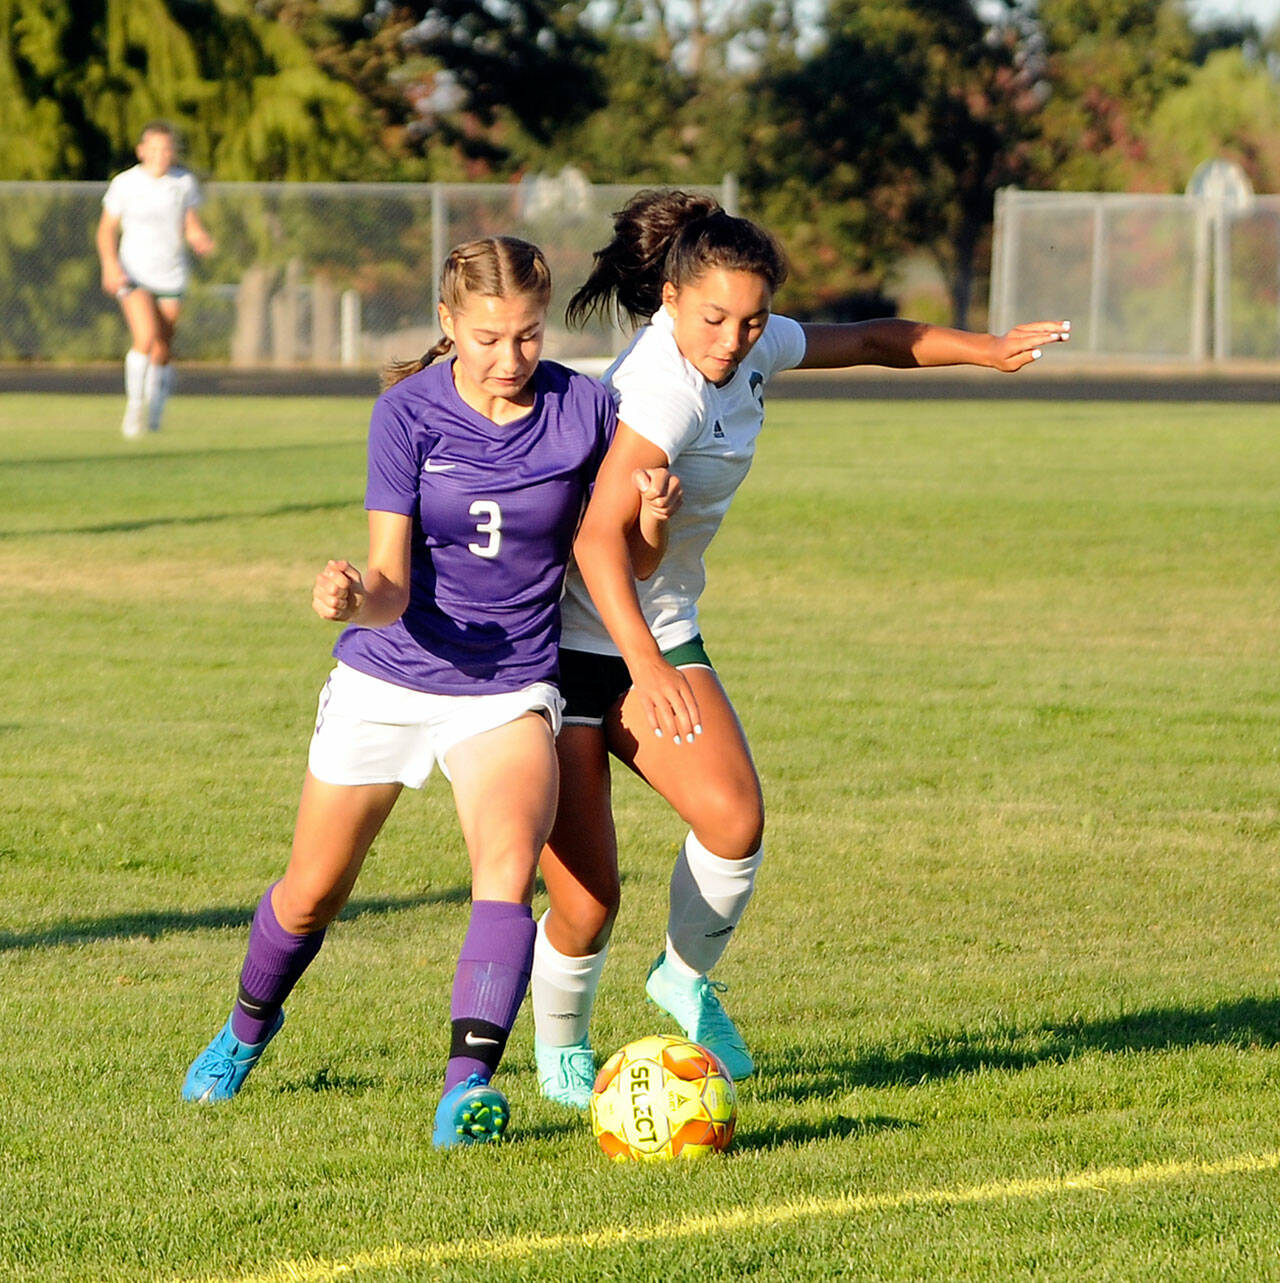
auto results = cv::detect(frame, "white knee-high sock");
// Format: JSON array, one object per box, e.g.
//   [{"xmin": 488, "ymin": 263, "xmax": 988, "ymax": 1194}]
[
  {"xmin": 145, "ymin": 362, "xmax": 173, "ymax": 429},
  {"xmin": 531, "ymin": 912, "xmax": 608, "ymax": 1048},
  {"xmin": 124, "ymin": 349, "xmax": 149, "ymax": 407},
  {"xmin": 664, "ymin": 832, "xmax": 763, "ymax": 978}
]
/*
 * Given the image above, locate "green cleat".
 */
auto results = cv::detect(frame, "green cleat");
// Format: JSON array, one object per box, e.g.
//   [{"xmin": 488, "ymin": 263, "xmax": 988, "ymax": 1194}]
[
  {"xmin": 644, "ymin": 953, "xmax": 754, "ymax": 1081},
  {"xmin": 535, "ymin": 1037, "xmax": 595, "ymax": 1110}
]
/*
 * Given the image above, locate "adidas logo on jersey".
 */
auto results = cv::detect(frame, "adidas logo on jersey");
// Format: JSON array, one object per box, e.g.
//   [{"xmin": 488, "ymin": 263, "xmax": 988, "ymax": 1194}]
[{"xmin": 712, "ymin": 419, "xmax": 725, "ymax": 439}]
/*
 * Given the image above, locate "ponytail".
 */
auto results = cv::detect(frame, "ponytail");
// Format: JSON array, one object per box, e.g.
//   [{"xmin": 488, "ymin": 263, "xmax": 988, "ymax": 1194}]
[
  {"xmin": 381, "ymin": 236, "xmax": 552, "ymax": 389},
  {"xmin": 567, "ymin": 189, "xmax": 788, "ymax": 330},
  {"xmin": 381, "ymin": 336, "xmax": 453, "ymax": 390}
]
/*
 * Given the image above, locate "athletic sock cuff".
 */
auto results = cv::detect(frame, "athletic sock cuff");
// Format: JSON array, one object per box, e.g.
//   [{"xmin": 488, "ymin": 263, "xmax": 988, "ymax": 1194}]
[{"xmin": 683, "ymin": 831, "xmax": 764, "ymax": 881}]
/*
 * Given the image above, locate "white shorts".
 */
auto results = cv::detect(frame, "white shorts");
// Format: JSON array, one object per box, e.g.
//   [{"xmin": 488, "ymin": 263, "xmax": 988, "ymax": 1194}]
[{"xmin": 307, "ymin": 662, "xmax": 564, "ymax": 788}]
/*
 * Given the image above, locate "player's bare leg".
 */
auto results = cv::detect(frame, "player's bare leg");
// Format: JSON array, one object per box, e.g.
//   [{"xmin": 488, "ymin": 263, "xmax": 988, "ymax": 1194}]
[
  {"xmin": 431, "ymin": 713, "xmax": 557, "ymax": 1144},
  {"xmin": 145, "ymin": 299, "xmax": 180, "ymax": 431},
  {"xmin": 611, "ymin": 666, "xmax": 764, "ymax": 1079},
  {"xmin": 182, "ymin": 775, "xmax": 401, "ymax": 1103}
]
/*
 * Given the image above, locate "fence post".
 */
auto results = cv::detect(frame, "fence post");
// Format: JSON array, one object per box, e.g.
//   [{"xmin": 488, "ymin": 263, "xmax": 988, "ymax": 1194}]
[
  {"xmin": 1088, "ymin": 197, "xmax": 1106, "ymax": 355},
  {"xmin": 431, "ymin": 183, "xmax": 445, "ymax": 316},
  {"xmin": 340, "ymin": 289, "xmax": 362, "ymax": 367},
  {"xmin": 988, "ymin": 187, "xmax": 1011, "ymax": 335},
  {"xmin": 722, "ymin": 172, "xmax": 739, "ymax": 217},
  {"xmin": 1191, "ymin": 199, "xmax": 1211, "ymax": 363},
  {"xmin": 1213, "ymin": 203, "xmax": 1231, "ymax": 362}
]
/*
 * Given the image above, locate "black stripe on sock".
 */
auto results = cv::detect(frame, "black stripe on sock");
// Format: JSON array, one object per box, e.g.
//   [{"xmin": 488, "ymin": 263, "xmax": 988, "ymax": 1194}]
[
  {"xmin": 236, "ymin": 982, "xmax": 277, "ymax": 1022},
  {"xmin": 449, "ymin": 1017, "xmax": 509, "ymax": 1075}
]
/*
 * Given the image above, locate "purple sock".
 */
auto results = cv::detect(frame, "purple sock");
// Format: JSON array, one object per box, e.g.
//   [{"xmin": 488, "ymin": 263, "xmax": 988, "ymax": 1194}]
[
  {"xmin": 230, "ymin": 882, "xmax": 326, "ymax": 1043},
  {"xmin": 443, "ymin": 900, "xmax": 535, "ymax": 1092}
]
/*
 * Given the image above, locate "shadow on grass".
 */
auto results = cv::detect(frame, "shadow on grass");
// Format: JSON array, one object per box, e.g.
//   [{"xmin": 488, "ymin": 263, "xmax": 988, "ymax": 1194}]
[
  {"xmin": 277, "ymin": 1067, "xmax": 382, "ymax": 1097},
  {"xmin": 0, "ymin": 437, "xmax": 362, "ymax": 475},
  {"xmin": 0, "ymin": 497, "xmax": 356, "ymax": 539},
  {"xmin": 733, "ymin": 1113, "xmax": 915, "ymax": 1153},
  {"xmin": 756, "ymin": 994, "xmax": 1280, "ymax": 1103},
  {"xmin": 501, "ymin": 1118, "xmax": 585, "ymax": 1144},
  {"xmin": 0, "ymin": 890, "xmax": 468, "ymax": 953}
]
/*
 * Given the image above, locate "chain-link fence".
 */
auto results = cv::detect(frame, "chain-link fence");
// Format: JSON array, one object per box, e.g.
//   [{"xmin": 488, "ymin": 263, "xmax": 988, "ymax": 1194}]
[
  {"xmin": 989, "ymin": 187, "xmax": 1280, "ymax": 363},
  {"xmin": 0, "ymin": 174, "xmax": 735, "ymax": 367}
]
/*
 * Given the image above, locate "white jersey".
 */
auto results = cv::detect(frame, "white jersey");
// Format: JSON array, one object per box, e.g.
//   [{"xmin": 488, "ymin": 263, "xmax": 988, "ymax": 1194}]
[
  {"xmin": 102, "ymin": 164, "xmax": 203, "ymax": 294},
  {"xmin": 560, "ymin": 308, "xmax": 807, "ymax": 655}
]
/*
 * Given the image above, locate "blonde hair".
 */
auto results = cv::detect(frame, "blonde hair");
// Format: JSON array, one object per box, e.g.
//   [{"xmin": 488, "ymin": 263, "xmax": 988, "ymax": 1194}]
[{"xmin": 381, "ymin": 236, "xmax": 553, "ymax": 389}]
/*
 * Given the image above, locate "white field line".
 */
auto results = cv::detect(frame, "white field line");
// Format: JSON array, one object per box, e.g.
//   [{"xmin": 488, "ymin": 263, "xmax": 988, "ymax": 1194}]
[{"xmin": 182, "ymin": 1147, "xmax": 1280, "ymax": 1283}]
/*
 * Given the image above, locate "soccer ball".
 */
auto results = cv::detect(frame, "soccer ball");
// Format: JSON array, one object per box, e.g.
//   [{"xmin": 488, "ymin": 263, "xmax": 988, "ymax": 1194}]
[{"xmin": 590, "ymin": 1033, "xmax": 737, "ymax": 1161}]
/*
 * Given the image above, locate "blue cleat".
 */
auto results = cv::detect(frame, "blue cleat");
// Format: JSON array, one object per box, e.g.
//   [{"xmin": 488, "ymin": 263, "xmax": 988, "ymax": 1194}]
[
  {"xmin": 645, "ymin": 953, "xmax": 754, "ymax": 1081},
  {"xmin": 181, "ymin": 1010, "xmax": 284, "ymax": 1103},
  {"xmin": 535, "ymin": 1037, "xmax": 595, "ymax": 1110},
  {"xmin": 433, "ymin": 1073, "xmax": 510, "ymax": 1149}
]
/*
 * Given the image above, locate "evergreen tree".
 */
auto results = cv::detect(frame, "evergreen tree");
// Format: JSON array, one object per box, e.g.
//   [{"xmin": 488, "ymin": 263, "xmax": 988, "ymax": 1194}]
[
  {"xmin": 0, "ymin": 0, "xmax": 374, "ymax": 180},
  {"xmin": 265, "ymin": 1, "xmax": 605, "ymax": 178}
]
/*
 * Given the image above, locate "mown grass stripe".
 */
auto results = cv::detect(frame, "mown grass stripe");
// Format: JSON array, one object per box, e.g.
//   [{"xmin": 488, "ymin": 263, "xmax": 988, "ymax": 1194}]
[{"xmin": 187, "ymin": 1148, "xmax": 1280, "ymax": 1283}]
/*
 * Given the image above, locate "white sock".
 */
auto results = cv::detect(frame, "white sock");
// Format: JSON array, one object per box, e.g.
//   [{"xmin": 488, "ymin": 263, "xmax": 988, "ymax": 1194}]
[
  {"xmin": 146, "ymin": 362, "xmax": 173, "ymax": 429},
  {"xmin": 124, "ymin": 349, "xmax": 149, "ymax": 407},
  {"xmin": 531, "ymin": 912, "xmax": 608, "ymax": 1048},
  {"xmin": 664, "ymin": 832, "xmax": 763, "ymax": 977}
]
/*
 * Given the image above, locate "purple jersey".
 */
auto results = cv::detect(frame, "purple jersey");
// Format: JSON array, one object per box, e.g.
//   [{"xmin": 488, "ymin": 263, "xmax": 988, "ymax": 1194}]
[{"xmin": 333, "ymin": 359, "xmax": 616, "ymax": 694}]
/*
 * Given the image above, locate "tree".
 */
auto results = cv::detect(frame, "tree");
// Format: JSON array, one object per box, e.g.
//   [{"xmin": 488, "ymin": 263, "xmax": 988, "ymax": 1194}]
[
  {"xmin": 1142, "ymin": 47, "xmax": 1280, "ymax": 192},
  {"xmin": 514, "ymin": 7, "xmax": 753, "ymax": 185},
  {"xmin": 265, "ymin": 1, "xmax": 606, "ymax": 178},
  {"xmin": 0, "ymin": 0, "xmax": 375, "ymax": 180},
  {"xmin": 1029, "ymin": 0, "xmax": 1197, "ymax": 190},
  {"xmin": 750, "ymin": 0, "xmax": 1041, "ymax": 325}
]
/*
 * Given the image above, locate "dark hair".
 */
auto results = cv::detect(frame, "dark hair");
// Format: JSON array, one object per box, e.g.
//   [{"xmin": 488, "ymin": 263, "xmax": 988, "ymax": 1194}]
[
  {"xmin": 138, "ymin": 121, "xmax": 177, "ymax": 145},
  {"xmin": 566, "ymin": 189, "xmax": 788, "ymax": 329},
  {"xmin": 382, "ymin": 236, "xmax": 553, "ymax": 389}
]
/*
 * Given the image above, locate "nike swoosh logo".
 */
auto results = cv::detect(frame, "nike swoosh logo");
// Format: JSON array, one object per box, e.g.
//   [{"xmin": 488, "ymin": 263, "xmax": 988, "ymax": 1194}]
[
  {"xmin": 464, "ymin": 1032, "xmax": 499, "ymax": 1047},
  {"xmin": 422, "ymin": 459, "xmax": 456, "ymax": 472}
]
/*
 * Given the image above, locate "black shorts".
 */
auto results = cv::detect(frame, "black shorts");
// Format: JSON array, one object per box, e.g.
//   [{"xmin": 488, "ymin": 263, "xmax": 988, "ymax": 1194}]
[{"xmin": 559, "ymin": 637, "xmax": 713, "ymax": 726}]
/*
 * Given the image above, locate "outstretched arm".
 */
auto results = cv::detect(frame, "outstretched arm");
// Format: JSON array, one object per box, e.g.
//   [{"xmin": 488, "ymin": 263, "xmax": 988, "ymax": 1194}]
[{"xmin": 798, "ymin": 318, "xmax": 1069, "ymax": 372}]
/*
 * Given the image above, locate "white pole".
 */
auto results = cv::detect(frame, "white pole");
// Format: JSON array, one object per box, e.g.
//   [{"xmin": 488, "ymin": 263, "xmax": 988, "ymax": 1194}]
[
  {"xmin": 1089, "ymin": 198, "xmax": 1106, "ymax": 355},
  {"xmin": 340, "ymin": 289, "xmax": 362, "ymax": 367},
  {"xmin": 722, "ymin": 173, "xmax": 739, "ymax": 217}
]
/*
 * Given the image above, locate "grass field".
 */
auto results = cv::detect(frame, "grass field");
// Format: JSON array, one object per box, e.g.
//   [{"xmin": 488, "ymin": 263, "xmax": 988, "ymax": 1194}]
[{"xmin": 2, "ymin": 391, "xmax": 1279, "ymax": 1282}]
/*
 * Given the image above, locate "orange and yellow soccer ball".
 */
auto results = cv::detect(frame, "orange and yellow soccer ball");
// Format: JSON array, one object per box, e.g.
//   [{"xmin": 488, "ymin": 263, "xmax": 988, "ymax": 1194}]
[{"xmin": 590, "ymin": 1033, "xmax": 737, "ymax": 1161}]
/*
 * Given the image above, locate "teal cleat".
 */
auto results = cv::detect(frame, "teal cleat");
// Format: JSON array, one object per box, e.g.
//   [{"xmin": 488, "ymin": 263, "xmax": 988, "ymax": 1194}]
[
  {"xmin": 433, "ymin": 1074, "xmax": 509, "ymax": 1149},
  {"xmin": 535, "ymin": 1037, "xmax": 596, "ymax": 1110},
  {"xmin": 644, "ymin": 953, "xmax": 754, "ymax": 1081},
  {"xmin": 181, "ymin": 1010, "xmax": 285, "ymax": 1103}
]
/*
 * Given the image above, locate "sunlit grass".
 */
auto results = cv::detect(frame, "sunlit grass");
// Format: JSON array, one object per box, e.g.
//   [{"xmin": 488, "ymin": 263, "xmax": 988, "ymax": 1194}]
[{"xmin": 2, "ymin": 393, "xmax": 1279, "ymax": 1281}]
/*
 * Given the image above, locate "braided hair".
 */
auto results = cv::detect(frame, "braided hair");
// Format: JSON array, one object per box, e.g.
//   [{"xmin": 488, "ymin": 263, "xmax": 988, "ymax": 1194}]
[{"xmin": 382, "ymin": 236, "xmax": 553, "ymax": 389}]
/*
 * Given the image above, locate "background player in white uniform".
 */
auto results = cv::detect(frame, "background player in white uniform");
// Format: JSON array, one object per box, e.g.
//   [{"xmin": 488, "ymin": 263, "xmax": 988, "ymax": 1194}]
[
  {"xmin": 179, "ymin": 237, "xmax": 677, "ymax": 1148},
  {"xmin": 531, "ymin": 189, "xmax": 1070, "ymax": 1107},
  {"xmin": 96, "ymin": 122, "xmax": 213, "ymax": 438}
]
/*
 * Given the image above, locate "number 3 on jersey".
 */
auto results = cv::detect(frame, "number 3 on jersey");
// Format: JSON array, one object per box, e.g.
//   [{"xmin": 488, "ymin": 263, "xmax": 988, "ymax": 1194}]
[{"xmin": 468, "ymin": 499, "xmax": 502, "ymax": 559}]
